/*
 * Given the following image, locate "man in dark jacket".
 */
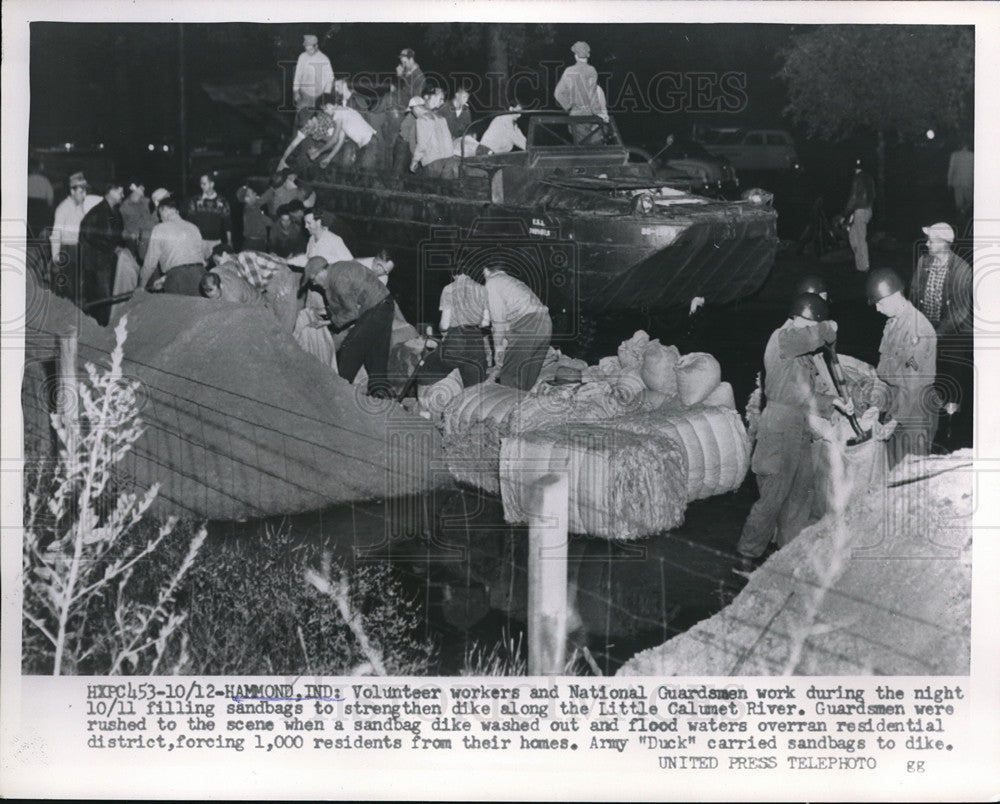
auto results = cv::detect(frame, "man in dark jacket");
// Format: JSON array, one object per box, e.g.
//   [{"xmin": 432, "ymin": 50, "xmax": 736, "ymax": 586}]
[
  {"xmin": 303, "ymin": 254, "xmax": 396, "ymax": 397},
  {"xmin": 908, "ymin": 221, "xmax": 974, "ymax": 449},
  {"xmin": 843, "ymin": 159, "xmax": 876, "ymax": 272},
  {"xmin": 79, "ymin": 182, "xmax": 126, "ymax": 326}
]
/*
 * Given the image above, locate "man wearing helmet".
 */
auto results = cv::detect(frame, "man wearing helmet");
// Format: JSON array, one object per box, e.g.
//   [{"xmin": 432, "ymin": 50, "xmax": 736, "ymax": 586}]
[
  {"xmin": 737, "ymin": 293, "xmax": 854, "ymax": 568},
  {"xmin": 868, "ymin": 268, "xmax": 938, "ymax": 465}
]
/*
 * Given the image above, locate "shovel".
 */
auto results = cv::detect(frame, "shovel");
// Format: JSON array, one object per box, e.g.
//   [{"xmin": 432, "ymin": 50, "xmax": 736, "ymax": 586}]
[{"xmin": 821, "ymin": 343, "xmax": 872, "ymax": 446}]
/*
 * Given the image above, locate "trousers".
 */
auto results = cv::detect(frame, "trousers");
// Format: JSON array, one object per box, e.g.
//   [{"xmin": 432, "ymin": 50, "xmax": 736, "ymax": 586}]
[
  {"xmin": 849, "ymin": 207, "xmax": 872, "ymax": 272},
  {"xmin": 337, "ymin": 297, "xmax": 395, "ymax": 396},
  {"xmin": 499, "ymin": 310, "xmax": 552, "ymax": 391},
  {"xmin": 738, "ymin": 410, "xmax": 815, "ymax": 558}
]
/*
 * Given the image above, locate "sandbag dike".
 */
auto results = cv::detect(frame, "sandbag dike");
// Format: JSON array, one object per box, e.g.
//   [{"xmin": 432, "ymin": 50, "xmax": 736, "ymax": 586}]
[
  {"xmin": 21, "ymin": 278, "xmax": 446, "ymax": 520},
  {"xmin": 617, "ymin": 451, "xmax": 973, "ymax": 676}
]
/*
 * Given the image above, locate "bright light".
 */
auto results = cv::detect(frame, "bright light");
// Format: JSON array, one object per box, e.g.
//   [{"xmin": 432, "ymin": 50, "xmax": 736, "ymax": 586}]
[
  {"xmin": 162, "ymin": 144, "xmax": 169, "ymax": 152},
  {"xmin": 63, "ymin": 142, "xmax": 72, "ymax": 151},
  {"xmin": 926, "ymin": 129, "xmax": 935, "ymax": 140},
  {"xmin": 148, "ymin": 143, "xmax": 155, "ymax": 152},
  {"xmin": 98, "ymin": 143, "xmax": 105, "ymax": 150}
]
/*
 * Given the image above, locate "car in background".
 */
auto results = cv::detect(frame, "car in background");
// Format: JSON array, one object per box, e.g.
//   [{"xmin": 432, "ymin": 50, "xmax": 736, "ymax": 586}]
[
  {"xmin": 696, "ymin": 127, "xmax": 800, "ymax": 173},
  {"xmin": 654, "ymin": 134, "xmax": 739, "ymax": 195}
]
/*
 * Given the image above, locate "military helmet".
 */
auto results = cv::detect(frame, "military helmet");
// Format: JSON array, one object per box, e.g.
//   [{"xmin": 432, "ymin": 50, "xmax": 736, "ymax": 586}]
[
  {"xmin": 795, "ymin": 274, "xmax": 828, "ymax": 297},
  {"xmin": 789, "ymin": 292, "xmax": 829, "ymax": 322},
  {"xmin": 866, "ymin": 268, "xmax": 904, "ymax": 304}
]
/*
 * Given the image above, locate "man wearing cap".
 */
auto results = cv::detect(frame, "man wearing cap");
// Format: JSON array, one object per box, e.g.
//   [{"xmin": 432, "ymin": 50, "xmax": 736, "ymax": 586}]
[
  {"xmin": 50, "ymin": 172, "xmax": 102, "ymax": 301},
  {"xmin": 293, "ymin": 34, "xmax": 334, "ymax": 129},
  {"xmin": 842, "ymin": 160, "xmax": 876, "ymax": 272},
  {"xmin": 736, "ymin": 293, "xmax": 852, "ymax": 569},
  {"xmin": 909, "ymin": 222, "xmax": 973, "ymax": 450},
  {"xmin": 302, "ymin": 254, "xmax": 396, "ymax": 397},
  {"xmin": 554, "ymin": 41, "xmax": 610, "ymax": 144},
  {"xmin": 78, "ymin": 181, "xmax": 126, "ymax": 326},
  {"xmin": 869, "ymin": 268, "xmax": 937, "ymax": 464}
]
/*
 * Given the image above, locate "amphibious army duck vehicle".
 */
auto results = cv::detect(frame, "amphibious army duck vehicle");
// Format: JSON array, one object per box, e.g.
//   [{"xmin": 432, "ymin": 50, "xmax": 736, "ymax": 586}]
[{"xmin": 281, "ymin": 112, "xmax": 778, "ymax": 347}]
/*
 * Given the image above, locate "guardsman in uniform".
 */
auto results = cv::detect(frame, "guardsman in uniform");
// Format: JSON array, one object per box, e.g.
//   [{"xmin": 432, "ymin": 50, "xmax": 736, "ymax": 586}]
[
  {"xmin": 737, "ymin": 293, "xmax": 853, "ymax": 570},
  {"xmin": 868, "ymin": 268, "xmax": 937, "ymax": 465}
]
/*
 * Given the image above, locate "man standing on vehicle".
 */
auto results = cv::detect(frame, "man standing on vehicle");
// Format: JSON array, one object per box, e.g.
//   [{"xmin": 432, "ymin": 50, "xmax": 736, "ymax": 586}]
[
  {"xmin": 554, "ymin": 41, "xmax": 609, "ymax": 144},
  {"xmin": 842, "ymin": 159, "xmax": 875, "ymax": 273},
  {"xmin": 293, "ymin": 34, "xmax": 334, "ymax": 129}
]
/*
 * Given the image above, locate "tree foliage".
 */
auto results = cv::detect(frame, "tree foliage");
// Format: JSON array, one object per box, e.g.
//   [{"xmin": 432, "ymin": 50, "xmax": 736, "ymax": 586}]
[
  {"xmin": 779, "ymin": 25, "xmax": 974, "ymax": 141},
  {"xmin": 424, "ymin": 23, "xmax": 556, "ymax": 78}
]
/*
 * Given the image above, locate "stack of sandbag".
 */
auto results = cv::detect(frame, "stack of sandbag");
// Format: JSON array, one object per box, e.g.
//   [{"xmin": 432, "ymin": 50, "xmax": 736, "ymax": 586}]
[
  {"xmin": 441, "ymin": 384, "xmax": 525, "ymax": 493},
  {"xmin": 498, "ymin": 423, "xmax": 688, "ymax": 540},
  {"xmin": 613, "ymin": 407, "xmax": 752, "ymax": 502},
  {"xmin": 440, "ymin": 331, "xmax": 748, "ymax": 513}
]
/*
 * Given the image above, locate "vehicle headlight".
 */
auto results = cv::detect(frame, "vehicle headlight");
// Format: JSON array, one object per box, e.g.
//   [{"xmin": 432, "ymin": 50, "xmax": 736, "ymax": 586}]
[{"xmin": 632, "ymin": 192, "xmax": 655, "ymax": 215}]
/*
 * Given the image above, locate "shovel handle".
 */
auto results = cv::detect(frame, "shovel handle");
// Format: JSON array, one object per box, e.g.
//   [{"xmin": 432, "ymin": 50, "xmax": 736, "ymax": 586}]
[{"xmin": 822, "ymin": 344, "xmax": 866, "ymax": 438}]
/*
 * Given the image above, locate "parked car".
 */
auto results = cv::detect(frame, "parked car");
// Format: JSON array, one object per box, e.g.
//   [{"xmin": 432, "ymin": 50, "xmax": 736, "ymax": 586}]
[
  {"xmin": 654, "ymin": 134, "xmax": 739, "ymax": 194},
  {"xmin": 696, "ymin": 127, "xmax": 800, "ymax": 173}
]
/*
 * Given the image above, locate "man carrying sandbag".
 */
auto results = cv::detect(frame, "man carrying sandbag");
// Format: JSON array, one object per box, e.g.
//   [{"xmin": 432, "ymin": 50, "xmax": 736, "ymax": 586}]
[{"xmin": 736, "ymin": 293, "xmax": 854, "ymax": 572}]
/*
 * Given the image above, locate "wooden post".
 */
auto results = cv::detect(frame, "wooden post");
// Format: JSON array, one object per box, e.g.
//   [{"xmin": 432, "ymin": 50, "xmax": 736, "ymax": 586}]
[
  {"xmin": 528, "ymin": 473, "xmax": 569, "ymax": 676},
  {"xmin": 57, "ymin": 325, "xmax": 79, "ymax": 454}
]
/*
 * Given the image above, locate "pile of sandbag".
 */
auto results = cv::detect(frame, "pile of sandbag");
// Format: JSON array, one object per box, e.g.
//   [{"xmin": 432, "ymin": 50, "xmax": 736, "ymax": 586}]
[
  {"xmin": 499, "ymin": 424, "xmax": 688, "ymax": 540},
  {"xmin": 440, "ymin": 331, "xmax": 752, "ymax": 538}
]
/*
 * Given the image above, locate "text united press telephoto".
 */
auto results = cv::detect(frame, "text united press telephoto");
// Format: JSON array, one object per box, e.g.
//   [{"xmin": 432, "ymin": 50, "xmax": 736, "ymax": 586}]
[{"xmin": 11, "ymin": 11, "xmax": 989, "ymax": 799}]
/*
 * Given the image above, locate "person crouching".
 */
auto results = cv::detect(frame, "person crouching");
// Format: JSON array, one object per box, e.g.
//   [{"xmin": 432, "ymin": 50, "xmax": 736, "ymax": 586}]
[{"xmin": 302, "ymin": 254, "xmax": 396, "ymax": 397}]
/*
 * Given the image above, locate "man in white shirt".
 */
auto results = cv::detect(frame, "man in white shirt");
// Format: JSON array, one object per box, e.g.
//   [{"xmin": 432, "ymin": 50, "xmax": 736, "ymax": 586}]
[
  {"xmin": 304, "ymin": 209, "xmax": 352, "ymax": 263},
  {"xmin": 293, "ymin": 34, "xmax": 334, "ymax": 128},
  {"xmin": 479, "ymin": 105, "xmax": 527, "ymax": 155},
  {"xmin": 139, "ymin": 197, "xmax": 207, "ymax": 294},
  {"xmin": 50, "ymin": 172, "xmax": 101, "ymax": 299},
  {"xmin": 410, "ymin": 101, "xmax": 459, "ymax": 178}
]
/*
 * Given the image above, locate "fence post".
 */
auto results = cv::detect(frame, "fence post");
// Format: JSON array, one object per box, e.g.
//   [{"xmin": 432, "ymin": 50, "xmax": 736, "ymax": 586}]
[
  {"xmin": 57, "ymin": 325, "xmax": 79, "ymax": 454},
  {"xmin": 528, "ymin": 473, "xmax": 569, "ymax": 676}
]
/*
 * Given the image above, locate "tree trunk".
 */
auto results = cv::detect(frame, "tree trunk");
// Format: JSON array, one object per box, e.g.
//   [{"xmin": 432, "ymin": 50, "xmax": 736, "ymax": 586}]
[
  {"xmin": 487, "ymin": 25, "xmax": 509, "ymax": 107},
  {"xmin": 876, "ymin": 128, "xmax": 886, "ymax": 224}
]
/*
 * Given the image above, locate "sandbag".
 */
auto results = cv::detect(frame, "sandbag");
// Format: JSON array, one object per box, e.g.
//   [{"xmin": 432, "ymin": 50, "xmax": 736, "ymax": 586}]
[
  {"xmin": 420, "ymin": 369, "xmax": 463, "ymax": 418},
  {"xmin": 26, "ymin": 280, "xmax": 444, "ymax": 520},
  {"xmin": 675, "ymin": 352, "xmax": 722, "ymax": 406},
  {"xmin": 442, "ymin": 383, "xmax": 524, "ymax": 437},
  {"xmin": 442, "ymin": 420, "xmax": 504, "ymax": 494},
  {"xmin": 640, "ymin": 341, "xmax": 680, "ymax": 395},
  {"xmin": 508, "ymin": 376, "xmax": 645, "ymax": 434},
  {"xmin": 499, "ymin": 424, "xmax": 688, "ymax": 540},
  {"xmin": 617, "ymin": 330, "xmax": 650, "ymax": 370},
  {"xmin": 614, "ymin": 407, "xmax": 751, "ymax": 501},
  {"xmin": 701, "ymin": 381, "xmax": 735, "ymax": 409}
]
